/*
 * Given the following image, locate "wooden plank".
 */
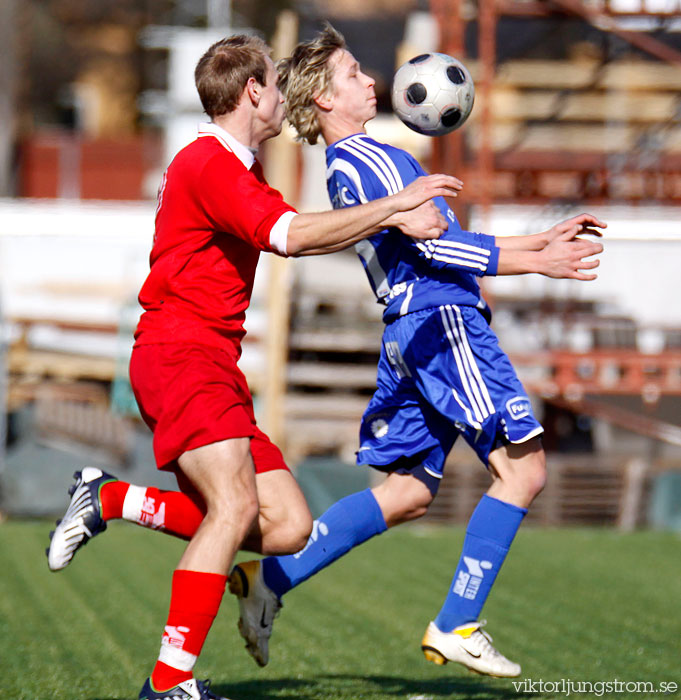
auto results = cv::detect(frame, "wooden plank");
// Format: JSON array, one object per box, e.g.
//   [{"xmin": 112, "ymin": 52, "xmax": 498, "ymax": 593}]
[
  {"xmin": 494, "ymin": 149, "xmax": 681, "ymax": 171},
  {"xmin": 9, "ymin": 380, "xmax": 109, "ymax": 406},
  {"xmin": 260, "ymin": 10, "xmax": 299, "ymax": 448},
  {"xmin": 284, "ymin": 417, "xmax": 360, "ymax": 464},
  {"xmin": 489, "ymin": 88, "xmax": 680, "ymax": 123},
  {"xmin": 470, "ymin": 59, "xmax": 681, "ymax": 90},
  {"xmin": 469, "ymin": 122, "xmax": 678, "ymax": 152},
  {"xmin": 10, "ymin": 316, "xmax": 119, "ymax": 334},
  {"xmin": 619, "ymin": 457, "xmax": 649, "ymax": 531},
  {"xmin": 284, "ymin": 393, "xmax": 368, "ymax": 418},
  {"xmin": 8, "ymin": 348, "xmax": 116, "ymax": 381},
  {"xmin": 289, "ymin": 329, "xmax": 380, "ymax": 353},
  {"xmin": 287, "ymin": 362, "xmax": 378, "ymax": 389}
]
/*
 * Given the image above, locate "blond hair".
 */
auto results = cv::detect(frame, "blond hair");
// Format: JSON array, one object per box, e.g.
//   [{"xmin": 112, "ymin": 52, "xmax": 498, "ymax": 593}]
[
  {"xmin": 195, "ymin": 34, "xmax": 271, "ymax": 118},
  {"xmin": 277, "ymin": 24, "xmax": 346, "ymax": 145}
]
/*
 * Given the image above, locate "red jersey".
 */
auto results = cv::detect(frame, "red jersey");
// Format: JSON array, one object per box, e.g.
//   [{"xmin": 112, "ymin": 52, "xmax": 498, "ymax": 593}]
[{"xmin": 134, "ymin": 123, "xmax": 296, "ymax": 353}]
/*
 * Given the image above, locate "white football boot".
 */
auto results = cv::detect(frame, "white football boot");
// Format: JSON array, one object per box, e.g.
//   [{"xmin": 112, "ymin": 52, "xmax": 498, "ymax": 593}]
[
  {"xmin": 138, "ymin": 677, "xmax": 230, "ymax": 699},
  {"xmin": 421, "ymin": 620, "xmax": 521, "ymax": 677},
  {"xmin": 47, "ymin": 467, "xmax": 116, "ymax": 571},
  {"xmin": 228, "ymin": 560, "xmax": 282, "ymax": 667}
]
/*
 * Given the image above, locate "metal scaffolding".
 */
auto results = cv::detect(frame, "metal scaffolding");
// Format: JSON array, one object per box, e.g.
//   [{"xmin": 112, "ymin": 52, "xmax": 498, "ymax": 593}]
[{"xmin": 430, "ymin": 0, "xmax": 681, "ymax": 212}]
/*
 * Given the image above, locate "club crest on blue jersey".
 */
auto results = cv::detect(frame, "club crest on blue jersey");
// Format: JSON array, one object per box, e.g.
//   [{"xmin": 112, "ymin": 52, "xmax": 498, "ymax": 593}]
[
  {"xmin": 331, "ymin": 186, "xmax": 358, "ymax": 209},
  {"xmin": 340, "ymin": 186, "xmax": 357, "ymax": 205},
  {"xmin": 370, "ymin": 418, "xmax": 389, "ymax": 438},
  {"xmin": 506, "ymin": 396, "xmax": 532, "ymax": 420}
]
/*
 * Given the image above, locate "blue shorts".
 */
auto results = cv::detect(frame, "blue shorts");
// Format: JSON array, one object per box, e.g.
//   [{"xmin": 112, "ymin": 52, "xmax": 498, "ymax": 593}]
[{"xmin": 357, "ymin": 304, "xmax": 543, "ymax": 481}]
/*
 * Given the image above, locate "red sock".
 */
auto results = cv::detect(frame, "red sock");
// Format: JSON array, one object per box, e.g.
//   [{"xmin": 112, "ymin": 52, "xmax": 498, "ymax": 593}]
[
  {"xmin": 100, "ymin": 483, "xmax": 205, "ymax": 539},
  {"xmin": 151, "ymin": 570, "xmax": 226, "ymax": 691},
  {"xmin": 100, "ymin": 481, "xmax": 129, "ymax": 520}
]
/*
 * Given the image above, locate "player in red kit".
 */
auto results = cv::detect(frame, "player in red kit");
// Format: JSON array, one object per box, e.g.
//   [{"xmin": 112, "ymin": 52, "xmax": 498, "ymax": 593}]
[{"xmin": 46, "ymin": 34, "xmax": 463, "ymax": 700}]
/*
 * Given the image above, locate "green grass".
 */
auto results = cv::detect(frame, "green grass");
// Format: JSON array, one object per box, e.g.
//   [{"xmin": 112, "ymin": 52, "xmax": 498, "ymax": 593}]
[{"xmin": 1, "ymin": 522, "xmax": 679, "ymax": 699}]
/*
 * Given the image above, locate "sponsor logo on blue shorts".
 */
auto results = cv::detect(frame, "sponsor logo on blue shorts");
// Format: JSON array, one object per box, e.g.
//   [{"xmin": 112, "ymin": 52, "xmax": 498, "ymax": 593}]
[{"xmin": 506, "ymin": 396, "xmax": 532, "ymax": 420}]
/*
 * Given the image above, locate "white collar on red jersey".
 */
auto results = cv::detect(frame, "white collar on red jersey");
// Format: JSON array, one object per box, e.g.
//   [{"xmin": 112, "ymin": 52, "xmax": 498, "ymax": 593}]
[{"xmin": 198, "ymin": 122, "xmax": 256, "ymax": 170}]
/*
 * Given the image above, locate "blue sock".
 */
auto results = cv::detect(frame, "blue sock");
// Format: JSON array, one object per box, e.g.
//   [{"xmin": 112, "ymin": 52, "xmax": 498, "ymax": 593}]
[
  {"xmin": 261, "ymin": 488, "xmax": 387, "ymax": 599},
  {"xmin": 434, "ymin": 494, "xmax": 527, "ymax": 633}
]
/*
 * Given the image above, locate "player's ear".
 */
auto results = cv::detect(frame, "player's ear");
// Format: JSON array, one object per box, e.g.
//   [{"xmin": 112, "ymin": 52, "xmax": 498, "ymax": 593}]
[
  {"xmin": 246, "ymin": 76, "xmax": 261, "ymax": 106},
  {"xmin": 313, "ymin": 89, "xmax": 333, "ymax": 111}
]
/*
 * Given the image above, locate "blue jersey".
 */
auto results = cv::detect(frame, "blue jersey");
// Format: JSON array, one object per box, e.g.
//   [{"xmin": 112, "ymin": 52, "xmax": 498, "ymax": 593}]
[{"xmin": 326, "ymin": 133, "xmax": 500, "ymax": 323}]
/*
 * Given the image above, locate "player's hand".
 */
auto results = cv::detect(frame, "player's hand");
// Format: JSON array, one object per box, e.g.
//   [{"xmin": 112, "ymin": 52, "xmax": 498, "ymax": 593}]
[
  {"xmin": 392, "ymin": 201, "xmax": 448, "ymax": 240},
  {"xmin": 395, "ymin": 174, "xmax": 463, "ymax": 211},
  {"xmin": 539, "ymin": 229, "xmax": 604, "ymax": 280},
  {"xmin": 542, "ymin": 213, "xmax": 607, "ymax": 245}
]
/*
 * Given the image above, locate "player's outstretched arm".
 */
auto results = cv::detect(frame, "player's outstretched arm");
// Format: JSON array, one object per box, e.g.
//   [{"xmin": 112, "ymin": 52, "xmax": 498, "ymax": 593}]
[
  {"xmin": 497, "ymin": 226, "xmax": 604, "ymax": 280},
  {"xmin": 496, "ymin": 213, "xmax": 606, "ymax": 252},
  {"xmin": 287, "ymin": 174, "xmax": 462, "ymax": 257},
  {"xmin": 299, "ymin": 201, "xmax": 450, "ymax": 256}
]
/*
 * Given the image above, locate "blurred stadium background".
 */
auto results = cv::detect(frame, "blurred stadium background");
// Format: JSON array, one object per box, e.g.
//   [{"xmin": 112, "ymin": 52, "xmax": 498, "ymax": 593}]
[{"xmin": 1, "ymin": 0, "xmax": 681, "ymax": 535}]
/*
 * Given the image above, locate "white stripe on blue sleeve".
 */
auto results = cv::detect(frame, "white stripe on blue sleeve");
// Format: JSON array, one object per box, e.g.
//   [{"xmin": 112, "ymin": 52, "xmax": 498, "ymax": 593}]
[
  {"xmin": 326, "ymin": 158, "xmax": 369, "ymax": 204},
  {"xmin": 337, "ymin": 141, "xmax": 396, "ymax": 195},
  {"xmin": 346, "ymin": 135, "xmax": 404, "ymax": 193}
]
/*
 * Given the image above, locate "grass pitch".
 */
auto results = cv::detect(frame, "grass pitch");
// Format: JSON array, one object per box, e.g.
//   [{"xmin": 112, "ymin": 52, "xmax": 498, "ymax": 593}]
[{"xmin": 0, "ymin": 521, "xmax": 679, "ymax": 699}]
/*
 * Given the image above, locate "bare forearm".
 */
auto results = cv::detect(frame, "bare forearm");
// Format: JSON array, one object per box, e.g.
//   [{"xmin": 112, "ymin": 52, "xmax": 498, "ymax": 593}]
[
  {"xmin": 495, "ymin": 232, "xmax": 548, "ymax": 251},
  {"xmin": 286, "ymin": 201, "xmax": 398, "ymax": 256},
  {"xmin": 296, "ymin": 229, "xmax": 377, "ymax": 256},
  {"xmin": 497, "ymin": 248, "xmax": 544, "ymax": 275}
]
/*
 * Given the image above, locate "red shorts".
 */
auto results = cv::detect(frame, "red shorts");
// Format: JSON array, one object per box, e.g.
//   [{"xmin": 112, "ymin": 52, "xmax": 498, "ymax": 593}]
[{"xmin": 129, "ymin": 343, "xmax": 289, "ymax": 474}]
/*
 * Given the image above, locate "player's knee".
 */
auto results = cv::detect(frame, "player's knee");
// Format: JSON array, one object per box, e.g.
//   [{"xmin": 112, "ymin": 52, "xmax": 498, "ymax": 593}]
[
  {"xmin": 399, "ymin": 488, "xmax": 433, "ymax": 522},
  {"xmin": 380, "ymin": 501, "xmax": 424, "ymax": 526},
  {"xmin": 264, "ymin": 505, "xmax": 313, "ymax": 554},
  {"xmin": 494, "ymin": 439, "xmax": 547, "ymax": 504},
  {"xmin": 245, "ymin": 494, "xmax": 261, "ymax": 526},
  {"xmin": 373, "ymin": 475, "xmax": 434, "ymax": 527},
  {"xmin": 205, "ymin": 492, "xmax": 259, "ymax": 542},
  {"xmin": 523, "ymin": 451, "xmax": 547, "ymax": 501},
  {"xmin": 281, "ymin": 511, "xmax": 314, "ymax": 553},
  {"xmin": 397, "ymin": 501, "xmax": 430, "ymax": 524},
  {"xmin": 236, "ymin": 495, "xmax": 261, "ymax": 534}
]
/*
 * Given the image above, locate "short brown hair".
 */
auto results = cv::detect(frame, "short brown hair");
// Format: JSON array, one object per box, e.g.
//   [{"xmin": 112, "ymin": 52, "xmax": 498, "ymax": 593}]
[
  {"xmin": 195, "ymin": 34, "xmax": 271, "ymax": 118},
  {"xmin": 277, "ymin": 24, "xmax": 346, "ymax": 145}
]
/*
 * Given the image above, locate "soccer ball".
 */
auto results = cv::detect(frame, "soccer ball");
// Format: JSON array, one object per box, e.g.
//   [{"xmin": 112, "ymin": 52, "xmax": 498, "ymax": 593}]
[{"xmin": 391, "ymin": 53, "xmax": 475, "ymax": 136}]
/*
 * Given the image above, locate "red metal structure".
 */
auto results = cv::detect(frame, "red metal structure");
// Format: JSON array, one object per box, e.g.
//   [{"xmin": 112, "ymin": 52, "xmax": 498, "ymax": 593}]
[
  {"xmin": 429, "ymin": 0, "xmax": 681, "ymax": 440},
  {"xmin": 430, "ymin": 0, "xmax": 681, "ymax": 206}
]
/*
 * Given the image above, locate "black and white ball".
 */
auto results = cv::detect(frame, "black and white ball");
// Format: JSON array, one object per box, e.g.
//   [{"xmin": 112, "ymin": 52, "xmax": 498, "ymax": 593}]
[{"xmin": 391, "ymin": 53, "xmax": 475, "ymax": 137}]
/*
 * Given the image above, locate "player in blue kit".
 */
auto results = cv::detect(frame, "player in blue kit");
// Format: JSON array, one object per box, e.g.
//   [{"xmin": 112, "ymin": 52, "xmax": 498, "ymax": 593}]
[{"xmin": 229, "ymin": 25, "xmax": 605, "ymax": 677}]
